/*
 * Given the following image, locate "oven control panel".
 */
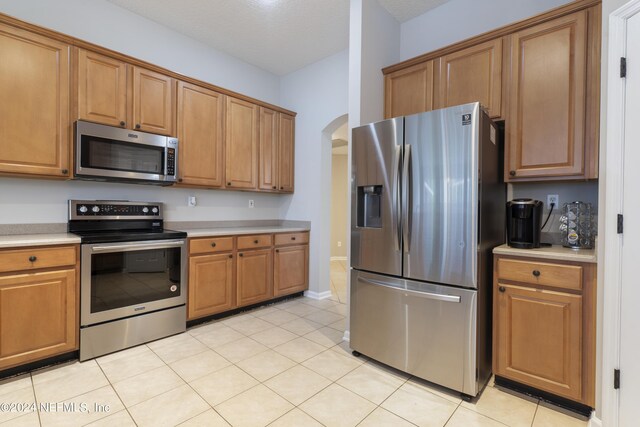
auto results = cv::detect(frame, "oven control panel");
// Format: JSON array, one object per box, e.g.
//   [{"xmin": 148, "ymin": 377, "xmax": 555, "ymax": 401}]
[{"xmin": 69, "ymin": 200, "xmax": 163, "ymax": 220}]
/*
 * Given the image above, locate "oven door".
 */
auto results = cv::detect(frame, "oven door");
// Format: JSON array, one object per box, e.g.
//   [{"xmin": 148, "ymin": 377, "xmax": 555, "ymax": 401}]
[{"xmin": 81, "ymin": 239, "xmax": 186, "ymax": 326}]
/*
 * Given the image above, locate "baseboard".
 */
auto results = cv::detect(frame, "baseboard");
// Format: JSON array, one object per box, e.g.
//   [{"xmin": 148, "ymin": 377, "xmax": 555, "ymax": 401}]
[
  {"xmin": 330, "ymin": 256, "xmax": 347, "ymax": 261},
  {"xmin": 343, "ymin": 330, "xmax": 350, "ymax": 342},
  {"xmin": 304, "ymin": 290, "xmax": 332, "ymax": 300},
  {"xmin": 588, "ymin": 413, "xmax": 602, "ymax": 427}
]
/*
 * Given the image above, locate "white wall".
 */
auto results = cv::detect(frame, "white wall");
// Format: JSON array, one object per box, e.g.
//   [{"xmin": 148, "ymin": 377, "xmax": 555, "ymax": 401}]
[
  {"xmin": 0, "ymin": 0, "xmax": 280, "ymax": 104},
  {"xmin": 0, "ymin": 0, "xmax": 288, "ymax": 225},
  {"xmin": 400, "ymin": 0, "xmax": 572, "ymax": 61},
  {"xmin": 279, "ymin": 50, "xmax": 349, "ymax": 296}
]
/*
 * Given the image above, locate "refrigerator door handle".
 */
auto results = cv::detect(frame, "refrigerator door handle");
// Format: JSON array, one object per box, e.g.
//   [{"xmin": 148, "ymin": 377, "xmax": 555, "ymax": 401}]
[
  {"xmin": 402, "ymin": 144, "xmax": 412, "ymax": 253},
  {"xmin": 358, "ymin": 276, "xmax": 461, "ymax": 303},
  {"xmin": 393, "ymin": 145, "xmax": 402, "ymax": 251}
]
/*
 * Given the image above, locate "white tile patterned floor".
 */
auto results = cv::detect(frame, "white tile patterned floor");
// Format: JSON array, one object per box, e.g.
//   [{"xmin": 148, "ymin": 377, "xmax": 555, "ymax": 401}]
[{"xmin": 0, "ymin": 291, "xmax": 587, "ymax": 426}]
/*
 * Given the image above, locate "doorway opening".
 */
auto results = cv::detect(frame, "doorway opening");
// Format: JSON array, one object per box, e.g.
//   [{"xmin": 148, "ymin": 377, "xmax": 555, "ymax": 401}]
[{"xmin": 330, "ymin": 121, "xmax": 349, "ymax": 303}]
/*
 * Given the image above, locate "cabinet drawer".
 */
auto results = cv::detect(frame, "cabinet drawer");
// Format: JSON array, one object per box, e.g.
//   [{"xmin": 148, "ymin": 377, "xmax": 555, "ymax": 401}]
[
  {"xmin": 497, "ymin": 258, "xmax": 583, "ymax": 291},
  {"xmin": 190, "ymin": 237, "xmax": 234, "ymax": 255},
  {"xmin": 0, "ymin": 246, "xmax": 77, "ymax": 274},
  {"xmin": 237, "ymin": 234, "xmax": 273, "ymax": 250},
  {"xmin": 274, "ymin": 232, "xmax": 309, "ymax": 246}
]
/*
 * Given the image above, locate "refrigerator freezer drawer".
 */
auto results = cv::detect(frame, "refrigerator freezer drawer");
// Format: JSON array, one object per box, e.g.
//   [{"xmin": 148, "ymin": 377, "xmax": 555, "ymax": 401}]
[{"xmin": 350, "ymin": 270, "xmax": 478, "ymax": 396}]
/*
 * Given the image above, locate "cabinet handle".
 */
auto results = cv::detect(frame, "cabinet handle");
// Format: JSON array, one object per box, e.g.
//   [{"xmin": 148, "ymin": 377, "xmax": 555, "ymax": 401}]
[
  {"xmin": 499, "ymin": 286, "xmax": 506, "ymax": 293},
  {"xmin": 120, "ymin": 121, "xmax": 126, "ymax": 127},
  {"xmin": 61, "ymin": 169, "xmax": 68, "ymax": 175},
  {"xmin": 29, "ymin": 256, "xmax": 37, "ymax": 262},
  {"xmin": 178, "ymin": 178, "xmax": 183, "ymax": 183},
  {"xmin": 276, "ymin": 249, "xmax": 279, "ymax": 253},
  {"xmin": 135, "ymin": 124, "xmax": 141, "ymax": 129},
  {"xmin": 211, "ymin": 242, "xmax": 216, "ymax": 247},
  {"xmin": 227, "ymin": 182, "xmax": 232, "ymax": 186},
  {"xmin": 254, "ymin": 240, "xmax": 259, "ymax": 244},
  {"xmin": 509, "ymin": 170, "xmax": 516, "ymax": 177},
  {"xmin": 239, "ymin": 253, "xmax": 243, "ymax": 257},
  {"xmin": 291, "ymin": 237, "xmax": 296, "ymax": 240},
  {"xmin": 272, "ymin": 186, "xmax": 276, "ymax": 189},
  {"xmin": 228, "ymin": 254, "xmax": 233, "ymax": 258},
  {"xmin": 280, "ymin": 186, "xmax": 284, "ymax": 190},
  {"xmin": 532, "ymin": 270, "xmax": 541, "ymax": 277}
]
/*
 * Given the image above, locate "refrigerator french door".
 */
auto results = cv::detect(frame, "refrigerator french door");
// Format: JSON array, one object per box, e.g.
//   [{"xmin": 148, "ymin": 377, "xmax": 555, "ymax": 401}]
[{"xmin": 350, "ymin": 102, "xmax": 504, "ymax": 398}]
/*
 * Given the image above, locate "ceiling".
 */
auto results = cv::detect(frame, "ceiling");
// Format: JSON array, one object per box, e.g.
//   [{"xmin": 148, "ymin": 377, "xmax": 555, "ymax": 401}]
[{"xmin": 107, "ymin": 0, "xmax": 451, "ymax": 76}]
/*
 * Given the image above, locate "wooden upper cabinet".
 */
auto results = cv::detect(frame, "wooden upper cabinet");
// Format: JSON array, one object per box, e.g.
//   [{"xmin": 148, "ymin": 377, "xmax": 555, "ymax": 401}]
[
  {"xmin": 278, "ymin": 113, "xmax": 295, "ymax": 192},
  {"xmin": 494, "ymin": 283, "xmax": 583, "ymax": 401},
  {"xmin": 385, "ymin": 61, "xmax": 434, "ymax": 119},
  {"xmin": 0, "ymin": 24, "xmax": 70, "ymax": 178},
  {"xmin": 259, "ymin": 107, "xmax": 279, "ymax": 191},
  {"xmin": 132, "ymin": 66, "xmax": 175, "ymax": 136},
  {"xmin": 435, "ymin": 38, "xmax": 503, "ymax": 118},
  {"xmin": 177, "ymin": 82, "xmax": 225, "ymax": 187},
  {"xmin": 225, "ymin": 97, "xmax": 259, "ymax": 189},
  {"xmin": 76, "ymin": 49, "xmax": 128, "ymax": 128},
  {"xmin": 505, "ymin": 11, "xmax": 588, "ymax": 181}
]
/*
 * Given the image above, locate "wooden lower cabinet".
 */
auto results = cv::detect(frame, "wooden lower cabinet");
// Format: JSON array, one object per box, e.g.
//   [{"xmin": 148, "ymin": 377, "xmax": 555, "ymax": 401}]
[
  {"xmin": 274, "ymin": 245, "xmax": 309, "ymax": 297},
  {"xmin": 188, "ymin": 253, "xmax": 235, "ymax": 320},
  {"xmin": 493, "ymin": 255, "xmax": 595, "ymax": 406},
  {"xmin": 0, "ymin": 262, "xmax": 78, "ymax": 370},
  {"xmin": 236, "ymin": 248, "xmax": 273, "ymax": 307}
]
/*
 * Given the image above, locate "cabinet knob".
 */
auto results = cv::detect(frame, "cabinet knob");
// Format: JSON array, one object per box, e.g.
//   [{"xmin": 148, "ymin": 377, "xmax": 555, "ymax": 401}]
[
  {"xmin": 280, "ymin": 186, "xmax": 284, "ymax": 190},
  {"xmin": 499, "ymin": 286, "xmax": 506, "ymax": 293},
  {"xmin": 61, "ymin": 169, "xmax": 68, "ymax": 175},
  {"xmin": 227, "ymin": 182, "xmax": 231, "ymax": 186},
  {"xmin": 254, "ymin": 240, "xmax": 259, "ymax": 244},
  {"xmin": 135, "ymin": 124, "xmax": 141, "ymax": 129},
  {"xmin": 273, "ymin": 186, "xmax": 276, "ymax": 189},
  {"xmin": 211, "ymin": 242, "xmax": 216, "ymax": 247},
  {"xmin": 120, "ymin": 121, "xmax": 126, "ymax": 127},
  {"xmin": 239, "ymin": 253, "xmax": 243, "ymax": 257},
  {"xmin": 291, "ymin": 237, "xmax": 296, "ymax": 240},
  {"xmin": 178, "ymin": 178, "xmax": 183, "ymax": 183},
  {"xmin": 28, "ymin": 256, "xmax": 37, "ymax": 262},
  {"xmin": 228, "ymin": 254, "xmax": 233, "ymax": 258},
  {"xmin": 532, "ymin": 270, "xmax": 541, "ymax": 277},
  {"xmin": 276, "ymin": 249, "xmax": 280, "ymax": 253},
  {"xmin": 509, "ymin": 170, "xmax": 516, "ymax": 177}
]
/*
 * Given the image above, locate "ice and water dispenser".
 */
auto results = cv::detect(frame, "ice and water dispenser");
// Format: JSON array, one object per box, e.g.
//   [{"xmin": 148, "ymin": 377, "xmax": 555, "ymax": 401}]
[{"xmin": 356, "ymin": 185, "xmax": 383, "ymax": 228}]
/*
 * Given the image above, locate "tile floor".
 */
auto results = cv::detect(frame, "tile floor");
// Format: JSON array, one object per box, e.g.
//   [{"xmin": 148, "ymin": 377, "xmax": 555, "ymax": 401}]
[{"xmin": 0, "ymin": 294, "xmax": 587, "ymax": 426}]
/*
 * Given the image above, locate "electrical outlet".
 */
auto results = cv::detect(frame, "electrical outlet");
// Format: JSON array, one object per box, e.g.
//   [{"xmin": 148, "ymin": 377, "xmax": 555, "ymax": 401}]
[
  {"xmin": 248, "ymin": 199, "xmax": 255, "ymax": 208},
  {"xmin": 188, "ymin": 196, "xmax": 197, "ymax": 207},
  {"xmin": 547, "ymin": 194, "xmax": 559, "ymax": 209},
  {"xmin": 337, "ymin": 241, "xmax": 342, "ymax": 247}
]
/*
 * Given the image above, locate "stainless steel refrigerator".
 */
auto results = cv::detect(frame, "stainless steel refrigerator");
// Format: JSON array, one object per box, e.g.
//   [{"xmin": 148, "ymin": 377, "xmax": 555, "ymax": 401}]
[{"xmin": 350, "ymin": 102, "xmax": 505, "ymax": 398}]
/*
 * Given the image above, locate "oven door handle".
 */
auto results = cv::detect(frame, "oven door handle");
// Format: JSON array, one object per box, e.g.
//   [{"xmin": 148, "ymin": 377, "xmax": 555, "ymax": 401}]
[{"xmin": 90, "ymin": 240, "xmax": 185, "ymax": 253}]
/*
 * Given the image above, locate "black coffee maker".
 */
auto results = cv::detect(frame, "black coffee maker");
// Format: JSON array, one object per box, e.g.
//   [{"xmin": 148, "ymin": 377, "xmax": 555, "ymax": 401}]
[{"xmin": 506, "ymin": 199, "xmax": 543, "ymax": 249}]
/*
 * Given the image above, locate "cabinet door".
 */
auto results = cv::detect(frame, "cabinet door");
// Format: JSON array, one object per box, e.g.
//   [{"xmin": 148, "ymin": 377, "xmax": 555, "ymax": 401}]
[
  {"xmin": 132, "ymin": 66, "xmax": 175, "ymax": 136},
  {"xmin": 384, "ymin": 61, "xmax": 434, "ymax": 119},
  {"xmin": 188, "ymin": 253, "xmax": 234, "ymax": 320},
  {"xmin": 177, "ymin": 82, "xmax": 224, "ymax": 187},
  {"xmin": 77, "ymin": 49, "xmax": 127, "ymax": 128},
  {"xmin": 278, "ymin": 113, "xmax": 295, "ymax": 192},
  {"xmin": 506, "ymin": 11, "xmax": 587, "ymax": 180},
  {"xmin": 0, "ymin": 269, "xmax": 77, "ymax": 370},
  {"xmin": 274, "ymin": 245, "xmax": 308, "ymax": 297},
  {"xmin": 494, "ymin": 283, "xmax": 583, "ymax": 401},
  {"xmin": 236, "ymin": 249, "xmax": 272, "ymax": 306},
  {"xmin": 225, "ymin": 97, "xmax": 259, "ymax": 189},
  {"xmin": 259, "ymin": 107, "xmax": 279, "ymax": 191},
  {"xmin": 0, "ymin": 24, "xmax": 70, "ymax": 178},
  {"xmin": 435, "ymin": 38, "xmax": 503, "ymax": 118}
]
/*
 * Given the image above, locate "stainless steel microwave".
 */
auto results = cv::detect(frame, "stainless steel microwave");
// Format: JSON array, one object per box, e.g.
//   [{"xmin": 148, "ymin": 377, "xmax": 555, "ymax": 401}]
[{"xmin": 75, "ymin": 121, "xmax": 178, "ymax": 185}]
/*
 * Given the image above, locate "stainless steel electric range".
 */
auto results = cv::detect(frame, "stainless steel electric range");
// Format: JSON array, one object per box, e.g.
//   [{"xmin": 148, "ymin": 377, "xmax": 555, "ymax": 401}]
[{"xmin": 68, "ymin": 200, "xmax": 187, "ymax": 361}]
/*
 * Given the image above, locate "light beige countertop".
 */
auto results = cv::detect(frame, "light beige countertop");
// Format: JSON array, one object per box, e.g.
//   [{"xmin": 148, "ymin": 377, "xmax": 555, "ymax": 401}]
[
  {"xmin": 0, "ymin": 233, "xmax": 81, "ymax": 249},
  {"xmin": 178, "ymin": 225, "xmax": 310, "ymax": 238},
  {"xmin": 493, "ymin": 243, "xmax": 597, "ymax": 264}
]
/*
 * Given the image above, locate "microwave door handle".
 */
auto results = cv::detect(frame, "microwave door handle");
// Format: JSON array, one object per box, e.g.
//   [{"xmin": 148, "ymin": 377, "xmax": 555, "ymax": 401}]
[
  {"xmin": 402, "ymin": 144, "xmax": 412, "ymax": 253},
  {"xmin": 91, "ymin": 240, "xmax": 185, "ymax": 253}
]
